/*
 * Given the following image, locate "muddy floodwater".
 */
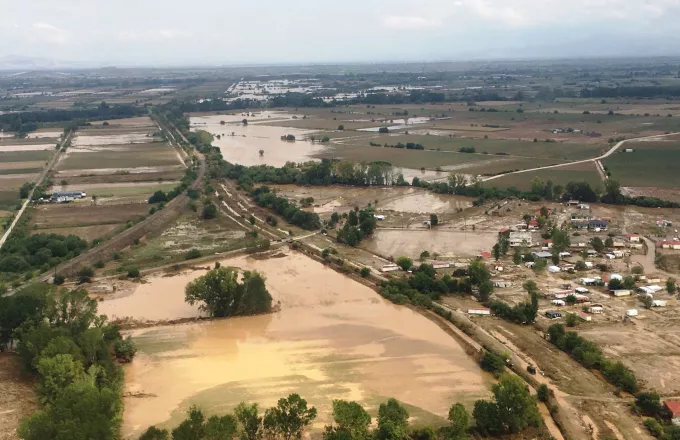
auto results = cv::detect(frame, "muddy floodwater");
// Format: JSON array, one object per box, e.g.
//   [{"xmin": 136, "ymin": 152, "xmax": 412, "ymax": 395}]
[
  {"xmin": 106, "ymin": 252, "xmax": 490, "ymax": 438},
  {"xmin": 363, "ymin": 230, "xmax": 497, "ymax": 260},
  {"xmin": 191, "ymin": 113, "xmax": 325, "ymax": 167}
]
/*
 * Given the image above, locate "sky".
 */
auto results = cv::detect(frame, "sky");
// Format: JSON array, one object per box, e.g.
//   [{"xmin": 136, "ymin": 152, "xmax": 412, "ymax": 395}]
[{"xmin": 2, "ymin": 0, "xmax": 680, "ymax": 67}]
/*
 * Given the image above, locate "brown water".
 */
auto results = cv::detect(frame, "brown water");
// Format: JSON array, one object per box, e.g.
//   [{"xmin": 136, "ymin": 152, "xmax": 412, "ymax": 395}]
[
  {"xmin": 107, "ymin": 252, "xmax": 490, "ymax": 438},
  {"xmin": 191, "ymin": 114, "xmax": 324, "ymax": 167},
  {"xmin": 382, "ymin": 191, "xmax": 472, "ymax": 214}
]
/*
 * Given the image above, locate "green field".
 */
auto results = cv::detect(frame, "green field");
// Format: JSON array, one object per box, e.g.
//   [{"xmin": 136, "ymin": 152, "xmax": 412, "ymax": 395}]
[
  {"xmin": 603, "ymin": 148, "xmax": 680, "ymax": 188},
  {"xmin": 0, "ymin": 190, "xmax": 20, "ymax": 210},
  {"xmin": 0, "ymin": 150, "xmax": 51, "ymax": 162},
  {"xmin": 57, "ymin": 146, "xmax": 181, "ymax": 170},
  {"xmin": 339, "ymin": 134, "xmax": 601, "ymax": 161},
  {"xmin": 489, "ymin": 163, "xmax": 603, "ymax": 191}
]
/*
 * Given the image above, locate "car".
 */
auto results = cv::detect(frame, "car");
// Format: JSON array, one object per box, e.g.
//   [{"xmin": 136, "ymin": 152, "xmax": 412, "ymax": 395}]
[{"xmin": 527, "ymin": 365, "xmax": 537, "ymax": 375}]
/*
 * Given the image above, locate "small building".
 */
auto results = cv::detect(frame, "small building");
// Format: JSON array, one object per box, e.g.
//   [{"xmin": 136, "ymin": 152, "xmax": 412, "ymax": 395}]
[
  {"xmin": 381, "ymin": 264, "xmax": 400, "ymax": 273},
  {"xmin": 581, "ymin": 277, "xmax": 599, "ymax": 286},
  {"xmin": 493, "ymin": 280, "xmax": 513, "ymax": 288},
  {"xmin": 525, "ymin": 262, "xmax": 535, "ymax": 269},
  {"xmin": 374, "ymin": 215, "xmax": 386, "ymax": 220},
  {"xmin": 625, "ymin": 234, "xmax": 641, "ymax": 243},
  {"xmin": 545, "ymin": 311, "xmax": 563, "ymax": 319},
  {"xmin": 658, "ymin": 240, "xmax": 680, "ymax": 250},
  {"xmin": 571, "ymin": 221, "xmax": 589, "ymax": 230},
  {"xmin": 543, "ymin": 239, "xmax": 553, "ymax": 249},
  {"xmin": 567, "ymin": 200, "xmax": 580, "ymax": 206},
  {"xmin": 548, "ymin": 265, "xmax": 561, "ymax": 273},
  {"xmin": 50, "ymin": 191, "xmax": 86, "ymax": 202},
  {"xmin": 509, "ymin": 231, "xmax": 533, "ymax": 247},
  {"xmin": 551, "ymin": 300, "xmax": 566, "ymax": 306},
  {"xmin": 612, "ymin": 289, "xmax": 632, "ymax": 297},
  {"xmin": 578, "ymin": 311, "xmax": 592, "ymax": 321},
  {"xmin": 613, "ymin": 240, "xmax": 626, "ymax": 248},
  {"xmin": 587, "ymin": 249, "xmax": 598, "ymax": 256},
  {"xmin": 468, "ymin": 308, "xmax": 491, "ymax": 316},
  {"xmin": 646, "ymin": 275, "xmax": 663, "ymax": 284},
  {"xmin": 589, "ymin": 219, "xmax": 609, "ymax": 230},
  {"xmin": 664, "ymin": 400, "xmax": 680, "ymax": 426},
  {"xmin": 559, "ymin": 251, "xmax": 572, "ymax": 258},
  {"xmin": 605, "ymin": 253, "xmax": 616, "ymax": 260},
  {"xmin": 584, "ymin": 261, "xmax": 594, "ymax": 269},
  {"xmin": 532, "ymin": 251, "xmax": 552, "ymax": 259},
  {"xmin": 652, "ymin": 300, "xmax": 667, "ymax": 307},
  {"xmin": 588, "ymin": 305, "xmax": 604, "ymax": 314},
  {"xmin": 432, "ymin": 262, "xmax": 451, "ymax": 269},
  {"xmin": 657, "ymin": 220, "xmax": 673, "ymax": 228},
  {"xmin": 577, "ymin": 203, "xmax": 590, "ymax": 210},
  {"xmin": 627, "ymin": 309, "xmax": 639, "ymax": 317},
  {"xmin": 638, "ymin": 285, "xmax": 663, "ymax": 295},
  {"xmin": 612, "ymin": 250, "xmax": 624, "ymax": 258}
]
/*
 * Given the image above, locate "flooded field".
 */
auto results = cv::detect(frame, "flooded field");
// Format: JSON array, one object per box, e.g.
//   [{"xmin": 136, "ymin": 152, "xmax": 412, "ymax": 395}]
[
  {"xmin": 72, "ymin": 133, "xmax": 156, "ymax": 146},
  {"xmin": 104, "ymin": 252, "xmax": 491, "ymax": 438},
  {"xmin": 0, "ymin": 143, "xmax": 55, "ymax": 152},
  {"xmin": 191, "ymin": 113, "xmax": 325, "ymax": 166},
  {"xmin": 381, "ymin": 191, "xmax": 472, "ymax": 214},
  {"xmin": 363, "ymin": 229, "xmax": 496, "ymax": 260}
]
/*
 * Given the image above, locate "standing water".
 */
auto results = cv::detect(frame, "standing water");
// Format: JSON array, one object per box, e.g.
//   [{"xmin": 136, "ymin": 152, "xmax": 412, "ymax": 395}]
[{"xmin": 101, "ymin": 252, "xmax": 491, "ymax": 438}]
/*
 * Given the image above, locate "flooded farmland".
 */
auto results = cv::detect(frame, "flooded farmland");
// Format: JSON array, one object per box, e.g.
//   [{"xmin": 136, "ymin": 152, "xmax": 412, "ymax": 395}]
[
  {"xmin": 191, "ymin": 113, "xmax": 325, "ymax": 166},
  {"xmin": 103, "ymin": 252, "xmax": 491, "ymax": 438},
  {"xmin": 363, "ymin": 229, "xmax": 497, "ymax": 260}
]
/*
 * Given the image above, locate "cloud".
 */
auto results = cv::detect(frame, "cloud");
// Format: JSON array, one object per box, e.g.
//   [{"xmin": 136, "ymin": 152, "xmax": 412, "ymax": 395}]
[
  {"xmin": 32, "ymin": 22, "xmax": 70, "ymax": 44},
  {"xmin": 114, "ymin": 29, "xmax": 190, "ymax": 43},
  {"xmin": 383, "ymin": 16, "xmax": 442, "ymax": 29}
]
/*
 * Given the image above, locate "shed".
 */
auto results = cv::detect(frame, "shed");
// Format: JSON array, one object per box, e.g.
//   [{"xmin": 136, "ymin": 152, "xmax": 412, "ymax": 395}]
[
  {"xmin": 548, "ymin": 266, "xmax": 561, "ymax": 273},
  {"xmin": 626, "ymin": 309, "xmax": 638, "ymax": 317},
  {"xmin": 468, "ymin": 308, "xmax": 491, "ymax": 316},
  {"xmin": 612, "ymin": 290, "xmax": 631, "ymax": 297},
  {"xmin": 578, "ymin": 311, "xmax": 592, "ymax": 321},
  {"xmin": 588, "ymin": 305, "xmax": 603, "ymax": 314},
  {"xmin": 532, "ymin": 251, "xmax": 552, "ymax": 259},
  {"xmin": 664, "ymin": 401, "xmax": 680, "ymax": 425}
]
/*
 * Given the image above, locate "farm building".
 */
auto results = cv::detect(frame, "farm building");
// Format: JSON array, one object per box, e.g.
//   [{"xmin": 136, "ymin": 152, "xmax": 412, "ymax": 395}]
[
  {"xmin": 664, "ymin": 401, "xmax": 680, "ymax": 425},
  {"xmin": 493, "ymin": 280, "xmax": 514, "ymax": 288},
  {"xmin": 658, "ymin": 240, "xmax": 680, "ymax": 250},
  {"xmin": 589, "ymin": 219, "xmax": 609, "ymax": 230},
  {"xmin": 468, "ymin": 308, "xmax": 491, "ymax": 316},
  {"xmin": 509, "ymin": 231, "xmax": 533, "ymax": 247},
  {"xmin": 578, "ymin": 312, "xmax": 592, "ymax": 321},
  {"xmin": 50, "ymin": 191, "xmax": 86, "ymax": 202},
  {"xmin": 380, "ymin": 264, "xmax": 400, "ymax": 273},
  {"xmin": 532, "ymin": 251, "xmax": 552, "ymax": 259},
  {"xmin": 612, "ymin": 290, "xmax": 632, "ymax": 297}
]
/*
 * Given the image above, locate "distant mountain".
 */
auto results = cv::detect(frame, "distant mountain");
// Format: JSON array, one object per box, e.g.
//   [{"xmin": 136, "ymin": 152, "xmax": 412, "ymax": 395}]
[{"xmin": 0, "ymin": 54, "xmax": 81, "ymax": 71}]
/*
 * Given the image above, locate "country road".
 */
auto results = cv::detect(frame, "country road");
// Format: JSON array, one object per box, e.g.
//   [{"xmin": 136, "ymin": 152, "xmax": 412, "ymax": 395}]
[
  {"xmin": 0, "ymin": 131, "xmax": 71, "ymax": 250},
  {"xmin": 482, "ymin": 131, "xmax": 680, "ymax": 182}
]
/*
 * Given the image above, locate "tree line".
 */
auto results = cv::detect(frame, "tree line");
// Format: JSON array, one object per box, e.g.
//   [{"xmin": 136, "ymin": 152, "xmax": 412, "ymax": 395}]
[
  {"xmin": 0, "ymin": 102, "xmax": 146, "ymax": 134},
  {"xmin": 251, "ymin": 186, "xmax": 321, "ymax": 230},
  {"xmin": 0, "ymin": 283, "xmax": 137, "ymax": 440},
  {"xmin": 0, "ymin": 233, "xmax": 89, "ymax": 275},
  {"xmin": 139, "ymin": 374, "xmax": 543, "ymax": 440}
]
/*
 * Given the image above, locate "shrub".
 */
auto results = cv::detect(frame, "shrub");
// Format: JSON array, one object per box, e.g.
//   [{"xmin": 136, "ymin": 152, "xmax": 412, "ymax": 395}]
[
  {"xmin": 77, "ymin": 266, "xmax": 94, "ymax": 284},
  {"xmin": 480, "ymin": 351, "xmax": 506, "ymax": 375},
  {"xmin": 643, "ymin": 418, "xmax": 663, "ymax": 438},
  {"xmin": 537, "ymin": 384, "xmax": 550, "ymax": 402},
  {"xmin": 127, "ymin": 267, "xmax": 140, "ymax": 278},
  {"xmin": 360, "ymin": 267, "xmax": 371, "ymax": 278},
  {"xmin": 185, "ymin": 249, "xmax": 202, "ymax": 260},
  {"xmin": 53, "ymin": 274, "xmax": 65, "ymax": 285}
]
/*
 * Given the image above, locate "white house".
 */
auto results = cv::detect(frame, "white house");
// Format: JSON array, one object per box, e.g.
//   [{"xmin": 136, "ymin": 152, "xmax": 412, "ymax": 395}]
[
  {"xmin": 588, "ymin": 305, "xmax": 603, "ymax": 314},
  {"xmin": 627, "ymin": 309, "xmax": 639, "ymax": 317},
  {"xmin": 652, "ymin": 300, "xmax": 667, "ymax": 307},
  {"xmin": 612, "ymin": 290, "xmax": 632, "ymax": 297},
  {"xmin": 381, "ymin": 264, "xmax": 400, "ymax": 273}
]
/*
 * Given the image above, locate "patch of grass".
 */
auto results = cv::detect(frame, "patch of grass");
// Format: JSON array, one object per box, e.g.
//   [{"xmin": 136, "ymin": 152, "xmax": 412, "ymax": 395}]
[
  {"xmin": 490, "ymin": 163, "xmax": 603, "ymax": 190},
  {"xmin": 0, "ymin": 150, "xmax": 51, "ymax": 163},
  {"xmin": 603, "ymin": 148, "xmax": 680, "ymax": 188}
]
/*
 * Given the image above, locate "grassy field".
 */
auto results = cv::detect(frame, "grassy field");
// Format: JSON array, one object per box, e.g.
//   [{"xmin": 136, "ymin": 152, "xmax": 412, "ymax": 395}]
[
  {"xmin": 0, "ymin": 191, "xmax": 20, "ymax": 210},
  {"xmin": 30, "ymin": 204, "xmax": 149, "ymax": 229},
  {"xmin": 603, "ymin": 148, "xmax": 680, "ymax": 188},
  {"xmin": 77, "ymin": 183, "xmax": 177, "ymax": 198},
  {"xmin": 0, "ymin": 150, "xmax": 51, "ymax": 162},
  {"xmin": 338, "ymin": 134, "xmax": 602, "ymax": 161},
  {"xmin": 65, "ymin": 170, "xmax": 186, "ymax": 185},
  {"xmin": 31, "ymin": 224, "xmax": 123, "ymax": 242},
  {"xmin": 489, "ymin": 162, "xmax": 603, "ymax": 191},
  {"xmin": 57, "ymin": 147, "xmax": 181, "ymax": 170}
]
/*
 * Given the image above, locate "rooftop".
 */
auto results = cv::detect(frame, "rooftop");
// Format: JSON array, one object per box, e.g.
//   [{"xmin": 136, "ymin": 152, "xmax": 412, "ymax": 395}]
[{"xmin": 665, "ymin": 400, "xmax": 680, "ymax": 417}]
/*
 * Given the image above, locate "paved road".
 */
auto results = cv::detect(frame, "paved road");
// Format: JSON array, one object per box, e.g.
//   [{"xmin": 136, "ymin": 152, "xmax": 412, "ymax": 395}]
[
  {"xmin": 482, "ymin": 132, "xmax": 680, "ymax": 182},
  {"xmin": 0, "ymin": 131, "xmax": 71, "ymax": 250}
]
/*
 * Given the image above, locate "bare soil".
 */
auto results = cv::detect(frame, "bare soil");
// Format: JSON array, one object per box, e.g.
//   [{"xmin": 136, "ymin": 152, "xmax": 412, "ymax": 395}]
[{"xmin": 0, "ymin": 353, "xmax": 36, "ymax": 440}]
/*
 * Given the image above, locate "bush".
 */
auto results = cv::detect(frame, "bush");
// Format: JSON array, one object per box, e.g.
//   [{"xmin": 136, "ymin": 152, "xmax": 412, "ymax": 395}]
[
  {"xmin": 127, "ymin": 267, "xmax": 140, "ymax": 278},
  {"xmin": 643, "ymin": 418, "xmax": 663, "ymax": 438},
  {"xmin": 396, "ymin": 256, "xmax": 413, "ymax": 271},
  {"xmin": 53, "ymin": 274, "xmax": 65, "ymax": 285},
  {"xmin": 202, "ymin": 202, "xmax": 218, "ymax": 219},
  {"xmin": 537, "ymin": 384, "xmax": 550, "ymax": 402},
  {"xmin": 77, "ymin": 266, "xmax": 94, "ymax": 284},
  {"xmin": 94, "ymin": 260, "xmax": 105, "ymax": 269},
  {"xmin": 480, "ymin": 351, "xmax": 506, "ymax": 375},
  {"xmin": 360, "ymin": 267, "xmax": 371, "ymax": 278},
  {"xmin": 185, "ymin": 249, "xmax": 202, "ymax": 260}
]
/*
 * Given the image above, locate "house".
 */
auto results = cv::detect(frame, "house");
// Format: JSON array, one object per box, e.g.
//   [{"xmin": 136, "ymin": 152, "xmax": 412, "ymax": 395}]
[
  {"xmin": 627, "ymin": 309, "xmax": 639, "ymax": 317},
  {"xmin": 588, "ymin": 305, "xmax": 604, "ymax": 314},
  {"xmin": 581, "ymin": 277, "xmax": 599, "ymax": 286},
  {"xmin": 532, "ymin": 251, "xmax": 552, "ymax": 259},
  {"xmin": 571, "ymin": 221, "xmax": 589, "ymax": 230},
  {"xmin": 560, "ymin": 264, "xmax": 575, "ymax": 271},
  {"xmin": 575, "ymin": 287, "xmax": 589, "ymax": 294},
  {"xmin": 548, "ymin": 266, "xmax": 561, "ymax": 273},
  {"xmin": 613, "ymin": 240, "xmax": 626, "ymax": 248},
  {"xmin": 653, "ymin": 300, "xmax": 667, "ymax": 307},
  {"xmin": 493, "ymin": 280, "xmax": 514, "ymax": 288},
  {"xmin": 584, "ymin": 261, "xmax": 594, "ymax": 269},
  {"xmin": 545, "ymin": 311, "xmax": 563, "ymax": 319},
  {"xmin": 374, "ymin": 215, "xmax": 386, "ymax": 220},
  {"xmin": 625, "ymin": 234, "xmax": 641, "ymax": 243},
  {"xmin": 577, "ymin": 204, "xmax": 590, "ymax": 210},
  {"xmin": 638, "ymin": 285, "xmax": 663, "ymax": 295},
  {"xmin": 612, "ymin": 250, "xmax": 623, "ymax": 258},
  {"xmin": 629, "ymin": 243, "xmax": 644, "ymax": 249},
  {"xmin": 571, "ymin": 213, "xmax": 591, "ymax": 221},
  {"xmin": 528, "ymin": 219, "xmax": 539, "ymax": 229},
  {"xmin": 50, "ymin": 191, "xmax": 86, "ymax": 202},
  {"xmin": 612, "ymin": 289, "xmax": 632, "ymax": 297},
  {"xmin": 664, "ymin": 401, "xmax": 680, "ymax": 425},
  {"xmin": 578, "ymin": 311, "xmax": 592, "ymax": 321},
  {"xmin": 468, "ymin": 308, "xmax": 491, "ymax": 316},
  {"xmin": 589, "ymin": 219, "xmax": 609, "ymax": 230},
  {"xmin": 605, "ymin": 253, "xmax": 616, "ymax": 260},
  {"xmin": 543, "ymin": 239, "xmax": 553, "ymax": 249},
  {"xmin": 646, "ymin": 275, "xmax": 663, "ymax": 284},
  {"xmin": 657, "ymin": 220, "xmax": 673, "ymax": 228},
  {"xmin": 587, "ymin": 249, "xmax": 598, "ymax": 256},
  {"xmin": 559, "ymin": 251, "xmax": 572, "ymax": 258},
  {"xmin": 479, "ymin": 251, "xmax": 492, "ymax": 259},
  {"xmin": 509, "ymin": 231, "xmax": 533, "ymax": 247},
  {"xmin": 658, "ymin": 240, "xmax": 680, "ymax": 250},
  {"xmin": 567, "ymin": 200, "xmax": 580, "ymax": 206}
]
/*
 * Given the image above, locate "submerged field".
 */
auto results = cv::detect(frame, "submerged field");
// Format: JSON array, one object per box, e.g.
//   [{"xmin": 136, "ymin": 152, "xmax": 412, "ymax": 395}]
[{"xmin": 97, "ymin": 252, "xmax": 491, "ymax": 438}]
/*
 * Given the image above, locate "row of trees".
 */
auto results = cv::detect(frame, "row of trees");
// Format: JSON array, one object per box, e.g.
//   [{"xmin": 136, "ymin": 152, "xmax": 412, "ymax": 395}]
[
  {"xmin": 185, "ymin": 267, "xmax": 273, "ymax": 318},
  {"xmin": 548, "ymin": 323, "xmax": 637, "ymax": 393},
  {"xmin": 336, "ymin": 208, "xmax": 377, "ymax": 247},
  {"xmin": 0, "ymin": 284, "xmax": 136, "ymax": 440},
  {"xmin": 250, "ymin": 186, "xmax": 321, "ymax": 230},
  {"xmin": 0, "ymin": 233, "xmax": 89, "ymax": 274},
  {"xmin": 140, "ymin": 374, "xmax": 542, "ymax": 440}
]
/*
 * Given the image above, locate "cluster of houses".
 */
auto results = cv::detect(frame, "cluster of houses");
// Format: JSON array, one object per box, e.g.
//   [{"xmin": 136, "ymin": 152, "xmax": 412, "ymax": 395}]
[
  {"xmin": 570, "ymin": 213, "xmax": 610, "ymax": 231},
  {"xmin": 657, "ymin": 239, "xmax": 680, "ymax": 250}
]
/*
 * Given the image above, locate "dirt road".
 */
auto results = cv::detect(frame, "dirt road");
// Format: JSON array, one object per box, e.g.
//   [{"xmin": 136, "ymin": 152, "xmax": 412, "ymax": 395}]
[
  {"xmin": 0, "ymin": 131, "xmax": 71, "ymax": 250},
  {"xmin": 482, "ymin": 132, "xmax": 680, "ymax": 182}
]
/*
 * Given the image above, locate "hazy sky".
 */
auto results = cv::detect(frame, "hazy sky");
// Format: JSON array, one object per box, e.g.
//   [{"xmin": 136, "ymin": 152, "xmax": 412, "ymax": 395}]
[{"xmin": 2, "ymin": 0, "xmax": 680, "ymax": 66}]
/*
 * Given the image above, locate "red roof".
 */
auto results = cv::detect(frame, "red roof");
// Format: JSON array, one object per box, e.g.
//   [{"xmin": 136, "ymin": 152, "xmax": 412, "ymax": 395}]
[
  {"xmin": 480, "ymin": 251, "xmax": 491, "ymax": 259},
  {"xmin": 544, "ymin": 239, "xmax": 553, "ymax": 243},
  {"xmin": 499, "ymin": 227, "xmax": 510, "ymax": 233},
  {"xmin": 665, "ymin": 401, "xmax": 680, "ymax": 417},
  {"xmin": 624, "ymin": 234, "xmax": 638, "ymax": 238},
  {"xmin": 529, "ymin": 219, "xmax": 538, "ymax": 226}
]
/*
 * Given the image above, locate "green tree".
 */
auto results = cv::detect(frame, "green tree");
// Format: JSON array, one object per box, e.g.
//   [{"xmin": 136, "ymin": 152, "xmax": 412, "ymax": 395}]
[
  {"xmin": 480, "ymin": 351, "xmax": 506, "ymax": 375},
  {"xmin": 263, "ymin": 394, "xmax": 317, "ymax": 440},
  {"xmin": 477, "ymin": 280, "xmax": 493, "ymax": 302},
  {"xmin": 513, "ymin": 248, "xmax": 522, "ymax": 265},
  {"xmin": 447, "ymin": 403, "xmax": 470, "ymax": 439},
  {"xmin": 604, "ymin": 237, "xmax": 614, "ymax": 248},
  {"xmin": 551, "ymin": 229, "xmax": 571, "ymax": 253},
  {"xmin": 376, "ymin": 398, "xmax": 409, "ymax": 440},
  {"xmin": 139, "ymin": 426, "xmax": 169, "ymax": 440},
  {"xmin": 472, "ymin": 400, "xmax": 501, "ymax": 436},
  {"xmin": 360, "ymin": 267, "xmax": 370, "ymax": 278},
  {"xmin": 419, "ymin": 251, "xmax": 430, "ymax": 261},
  {"xmin": 328, "ymin": 400, "xmax": 371, "ymax": 440},
  {"xmin": 566, "ymin": 313, "xmax": 578, "ymax": 327},
  {"xmin": 185, "ymin": 267, "xmax": 272, "ymax": 318},
  {"xmin": 429, "ymin": 214, "xmax": 438, "ymax": 226},
  {"xmin": 469, "ymin": 259, "xmax": 491, "ymax": 286},
  {"xmin": 36, "ymin": 354, "xmax": 85, "ymax": 405},
  {"xmin": 235, "ymin": 402, "xmax": 262, "ymax": 440},
  {"xmin": 396, "ymin": 257, "xmax": 413, "ymax": 271},
  {"xmin": 533, "ymin": 258, "xmax": 547, "ymax": 273},
  {"xmin": 172, "ymin": 406, "xmax": 205, "ymax": 440},
  {"xmin": 202, "ymin": 202, "xmax": 218, "ymax": 219},
  {"xmin": 537, "ymin": 384, "xmax": 550, "ymax": 403},
  {"xmin": 591, "ymin": 237, "xmax": 605, "ymax": 252},
  {"xmin": 492, "ymin": 373, "xmax": 541, "ymax": 433},
  {"xmin": 205, "ymin": 414, "xmax": 238, "ymax": 440},
  {"xmin": 667, "ymin": 278, "xmax": 677, "ymax": 294},
  {"xmin": 492, "ymin": 244, "xmax": 501, "ymax": 261}
]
